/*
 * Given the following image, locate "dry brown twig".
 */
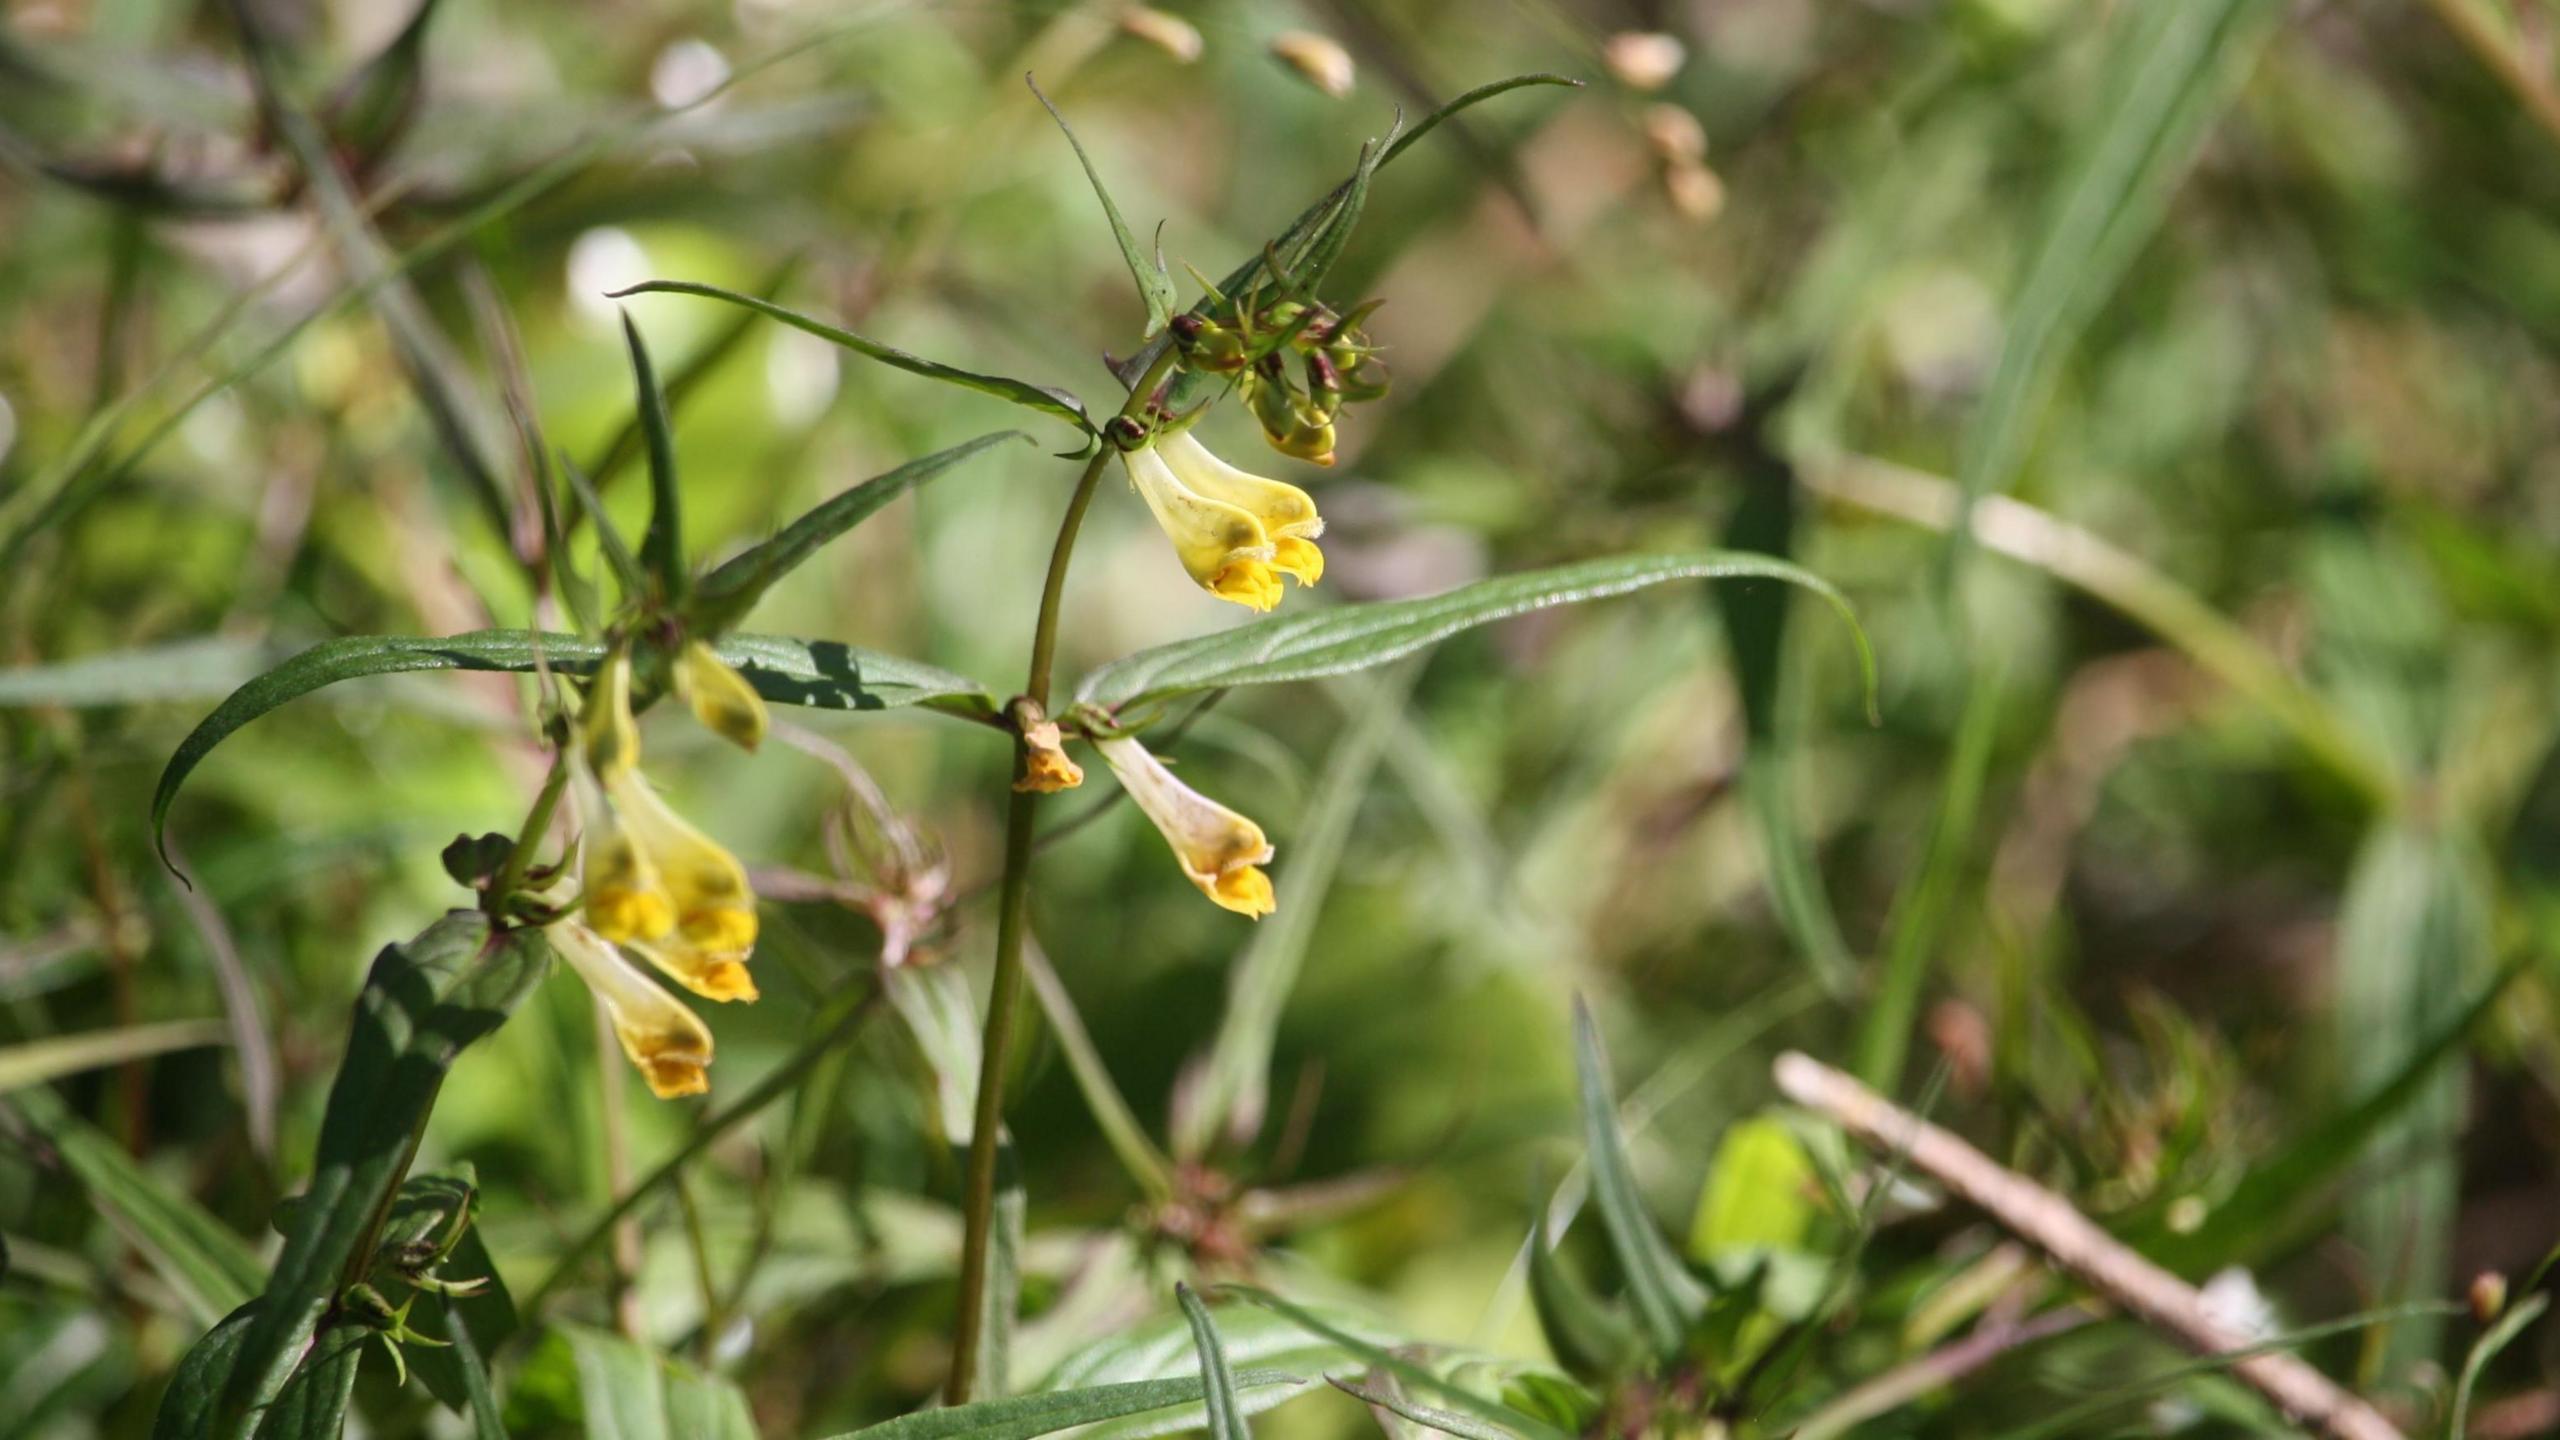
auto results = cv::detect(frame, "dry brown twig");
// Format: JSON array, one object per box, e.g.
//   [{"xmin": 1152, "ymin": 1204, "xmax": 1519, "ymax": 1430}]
[{"xmin": 1772, "ymin": 1051, "xmax": 2407, "ymax": 1440}]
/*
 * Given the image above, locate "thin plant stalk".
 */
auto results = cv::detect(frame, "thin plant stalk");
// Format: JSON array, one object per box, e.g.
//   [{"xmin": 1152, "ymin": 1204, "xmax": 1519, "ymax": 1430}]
[{"xmin": 946, "ymin": 348, "xmax": 1179, "ymax": 1403}]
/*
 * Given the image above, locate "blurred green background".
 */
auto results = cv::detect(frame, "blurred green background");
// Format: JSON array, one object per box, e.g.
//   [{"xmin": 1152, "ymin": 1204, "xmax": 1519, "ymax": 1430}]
[{"xmin": 6, "ymin": 0, "xmax": 2560, "ymax": 1434}]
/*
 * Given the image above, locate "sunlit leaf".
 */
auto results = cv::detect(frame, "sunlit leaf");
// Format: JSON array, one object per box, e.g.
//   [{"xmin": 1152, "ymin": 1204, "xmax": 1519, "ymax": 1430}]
[
  {"xmin": 1077, "ymin": 553, "xmax": 1874, "ymax": 718},
  {"xmin": 0, "ymin": 1019, "xmax": 226, "ymax": 1095},
  {"xmin": 1029, "ymin": 76, "xmax": 1176, "ymax": 336},
  {"xmin": 1176, "ymin": 1285, "xmax": 1247, "ymax": 1440},
  {"xmin": 826, "ymin": 1372, "xmax": 1303, "ymax": 1440},
  {"xmin": 613, "ymin": 281, "xmax": 1095, "ymax": 445},
  {"xmin": 688, "ymin": 431, "xmax": 1029, "ymax": 635}
]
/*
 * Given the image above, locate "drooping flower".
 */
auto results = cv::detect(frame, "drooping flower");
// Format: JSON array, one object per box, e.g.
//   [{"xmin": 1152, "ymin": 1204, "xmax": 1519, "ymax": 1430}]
[
  {"xmin": 1122, "ymin": 441, "xmax": 1284, "ymax": 611},
  {"xmin": 1015, "ymin": 718, "xmax": 1085, "ymax": 794},
  {"xmin": 1158, "ymin": 431, "xmax": 1325, "ymax": 587},
  {"xmin": 549, "ymin": 920, "xmax": 714, "ymax": 1099},
  {"xmin": 591, "ymin": 768, "xmax": 759, "ymax": 1001},
  {"xmin": 573, "ymin": 644, "xmax": 760, "ymax": 1002},
  {"xmin": 1097, "ymin": 735, "xmax": 1275, "ymax": 917}
]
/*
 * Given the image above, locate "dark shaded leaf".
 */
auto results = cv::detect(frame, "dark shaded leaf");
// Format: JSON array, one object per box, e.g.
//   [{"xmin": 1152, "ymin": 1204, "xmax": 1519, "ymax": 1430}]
[
  {"xmin": 209, "ymin": 916, "xmax": 549, "ymax": 1440},
  {"xmin": 152, "ymin": 631, "xmax": 997, "ymax": 869},
  {"xmin": 153, "ymin": 1302, "xmax": 262, "ymax": 1439},
  {"xmin": 1571, "ymin": 1002, "xmax": 1708, "ymax": 1359},
  {"xmin": 621, "ymin": 313, "xmax": 686, "ymax": 601}
]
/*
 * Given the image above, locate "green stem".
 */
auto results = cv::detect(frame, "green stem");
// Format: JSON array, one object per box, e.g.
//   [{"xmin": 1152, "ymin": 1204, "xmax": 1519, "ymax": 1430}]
[
  {"xmin": 517, "ymin": 986, "xmax": 879, "ymax": 1323},
  {"xmin": 492, "ymin": 756, "xmax": 571, "ymax": 910},
  {"xmin": 947, "ymin": 349, "xmax": 1179, "ymax": 1404}
]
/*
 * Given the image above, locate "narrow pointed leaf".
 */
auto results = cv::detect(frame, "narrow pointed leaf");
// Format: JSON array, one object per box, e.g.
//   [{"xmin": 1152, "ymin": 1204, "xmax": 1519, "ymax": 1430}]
[
  {"xmin": 1176, "ymin": 1285, "xmax": 1247, "ymax": 1440},
  {"xmin": 1221, "ymin": 1287, "xmax": 1574, "ymax": 1440},
  {"xmin": 152, "ymin": 1302, "xmax": 263, "ymax": 1439},
  {"xmin": 1525, "ymin": 1222, "xmax": 1645, "ymax": 1382},
  {"xmin": 1030, "ymin": 77, "xmax": 1176, "ymax": 336},
  {"xmin": 210, "ymin": 915, "xmax": 550, "ymax": 1440},
  {"xmin": 1328, "ymin": 1376, "xmax": 1532, "ymax": 1440},
  {"xmin": 1077, "ymin": 553, "xmax": 1874, "ymax": 716},
  {"xmin": 585, "ymin": 257, "xmax": 802, "ymax": 494},
  {"xmin": 687, "ymin": 431, "xmax": 1029, "ymax": 634},
  {"xmin": 823, "ymin": 1372, "xmax": 1303, "ymax": 1440},
  {"xmin": 0, "ymin": 1019, "xmax": 227, "ymax": 1095},
  {"xmin": 621, "ymin": 313, "xmax": 686, "ymax": 600},
  {"xmin": 10, "ymin": 1087, "xmax": 264, "ymax": 1325},
  {"xmin": 613, "ymin": 281, "xmax": 1094, "ymax": 443},
  {"xmin": 1572, "ymin": 1001, "xmax": 1709, "ymax": 1358},
  {"xmin": 152, "ymin": 631, "xmax": 996, "ymax": 868}
]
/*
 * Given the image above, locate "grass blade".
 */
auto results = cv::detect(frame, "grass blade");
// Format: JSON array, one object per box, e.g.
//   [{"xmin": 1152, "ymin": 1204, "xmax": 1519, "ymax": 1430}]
[{"xmin": 1570, "ymin": 1001, "xmax": 1709, "ymax": 1358}]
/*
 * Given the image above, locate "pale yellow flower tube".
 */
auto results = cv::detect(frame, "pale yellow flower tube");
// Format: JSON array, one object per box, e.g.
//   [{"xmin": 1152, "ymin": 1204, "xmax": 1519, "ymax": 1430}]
[
  {"xmin": 1097, "ymin": 735, "xmax": 1275, "ymax": 917},
  {"xmin": 1158, "ymin": 431, "xmax": 1325, "ymax": 587},
  {"xmin": 600, "ymin": 768, "xmax": 760, "ymax": 990},
  {"xmin": 549, "ymin": 921, "xmax": 714, "ymax": 1099},
  {"xmin": 1122, "ymin": 443, "xmax": 1283, "ymax": 611}
]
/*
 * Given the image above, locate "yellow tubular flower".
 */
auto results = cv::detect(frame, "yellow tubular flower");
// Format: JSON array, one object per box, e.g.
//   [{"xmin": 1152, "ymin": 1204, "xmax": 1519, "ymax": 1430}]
[
  {"xmin": 548, "ymin": 922, "xmax": 714, "ymax": 1099},
  {"xmin": 1123, "ymin": 443, "xmax": 1283, "ymax": 611},
  {"xmin": 601, "ymin": 767, "xmax": 760, "ymax": 969},
  {"xmin": 675, "ymin": 640, "xmax": 768, "ymax": 752},
  {"xmin": 1096, "ymin": 735, "xmax": 1276, "ymax": 917},
  {"xmin": 1159, "ymin": 431, "xmax": 1325, "ymax": 587}
]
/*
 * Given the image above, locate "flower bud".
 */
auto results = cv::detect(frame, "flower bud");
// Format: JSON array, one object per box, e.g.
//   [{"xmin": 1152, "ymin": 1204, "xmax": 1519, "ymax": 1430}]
[
  {"xmin": 1269, "ymin": 30, "xmax": 1354, "ymax": 98},
  {"xmin": 1642, "ymin": 103, "xmax": 1708, "ymax": 166},
  {"xmin": 1120, "ymin": 6, "xmax": 1203, "ymax": 62},
  {"xmin": 1664, "ymin": 161, "xmax": 1726, "ymax": 223},
  {"xmin": 1174, "ymin": 315, "xmax": 1249, "ymax": 374},
  {"xmin": 674, "ymin": 640, "xmax": 767, "ymax": 752},
  {"xmin": 2471, "ymin": 1271, "xmax": 2509, "ymax": 1323},
  {"xmin": 1603, "ymin": 32, "xmax": 1686, "ymax": 92}
]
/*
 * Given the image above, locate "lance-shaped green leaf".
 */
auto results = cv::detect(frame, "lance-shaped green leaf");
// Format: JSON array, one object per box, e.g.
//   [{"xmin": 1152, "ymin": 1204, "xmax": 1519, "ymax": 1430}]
[
  {"xmin": 562, "ymin": 1324, "xmax": 758, "ymax": 1440},
  {"xmin": 622, "ymin": 313, "xmax": 686, "ymax": 601},
  {"xmin": 1572, "ymin": 1001, "xmax": 1709, "ymax": 1359},
  {"xmin": 586, "ymin": 256, "xmax": 801, "ymax": 493},
  {"xmin": 1329, "ymin": 1375, "xmax": 1540, "ymax": 1440},
  {"xmin": 1029, "ymin": 76, "xmax": 1175, "ymax": 337},
  {"xmin": 153, "ymin": 1301, "xmax": 263, "ymax": 1439},
  {"xmin": 821, "ymin": 1372, "xmax": 1305, "ymax": 1440},
  {"xmin": 256, "ymin": 1322, "xmax": 368, "ymax": 1440},
  {"xmin": 1221, "ymin": 1287, "xmax": 1575, "ymax": 1440},
  {"xmin": 1525, "ymin": 1221, "xmax": 1645, "ymax": 1383},
  {"xmin": 210, "ymin": 915, "xmax": 550, "ymax": 1440},
  {"xmin": 152, "ymin": 630, "xmax": 997, "ymax": 868},
  {"xmin": 612, "ymin": 281, "xmax": 1095, "ymax": 445},
  {"xmin": 384, "ymin": 1169, "xmax": 519, "ymax": 1420},
  {"xmin": 10, "ymin": 1087, "xmax": 265, "ymax": 1326},
  {"xmin": 1077, "ymin": 553, "xmax": 1874, "ymax": 716},
  {"xmin": 686, "ymin": 431, "xmax": 1029, "ymax": 635},
  {"xmin": 320, "ymin": 0, "xmax": 441, "ymax": 171},
  {"xmin": 1176, "ymin": 1285, "xmax": 1248, "ymax": 1440},
  {"xmin": 0, "ymin": 1019, "xmax": 227, "ymax": 1096},
  {"xmin": 1945, "ymin": 0, "xmax": 2275, "ymax": 561}
]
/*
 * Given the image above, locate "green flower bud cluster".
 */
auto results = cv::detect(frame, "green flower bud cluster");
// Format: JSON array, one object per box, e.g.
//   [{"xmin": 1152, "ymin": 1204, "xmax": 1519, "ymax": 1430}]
[{"xmin": 1168, "ymin": 294, "xmax": 1387, "ymax": 467}]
